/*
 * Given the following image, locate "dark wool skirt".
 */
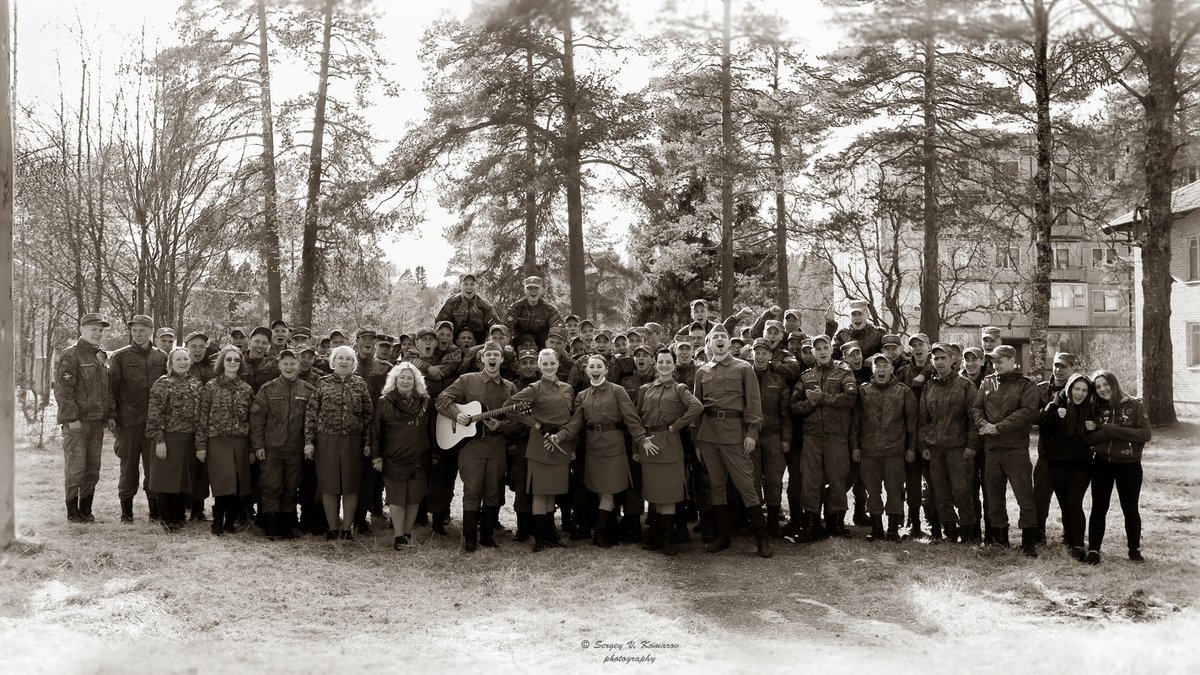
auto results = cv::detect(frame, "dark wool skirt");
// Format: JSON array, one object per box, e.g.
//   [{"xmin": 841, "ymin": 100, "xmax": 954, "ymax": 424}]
[
  {"xmin": 640, "ymin": 460, "xmax": 687, "ymax": 504},
  {"xmin": 526, "ymin": 458, "xmax": 569, "ymax": 496},
  {"xmin": 316, "ymin": 433, "xmax": 363, "ymax": 496},
  {"xmin": 206, "ymin": 436, "xmax": 251, "ymax": 498},
  {"xmin": 584, "ymin": 451, "xmax": 630, "ymax": 495},
  {"xmin": 385, "ymin": 476, "xmax": 428, "ymax": 506},
  {"xmin": 149, "ymin": 432, "xmax": 192, "ymax": 495}
]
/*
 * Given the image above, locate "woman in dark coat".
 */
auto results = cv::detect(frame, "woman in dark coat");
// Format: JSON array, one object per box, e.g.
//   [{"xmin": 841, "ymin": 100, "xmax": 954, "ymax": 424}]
[
  {"xmin": 146, "ymin": 348, "xmax": 203, "ymax": 532},
  {"xmin": 304, "ymin": 345, "xmax": 374, "ymax": 541},
  {"xmin": 197, "ymin": 346, "xmax": 255, "ymax": 536},
  {"xmin": 1085, "ymin": 370, "xmax": 1152, "ymax": 565},
  {"xmin": 371, "ymin": 361, "xmax": 431, "ymax": 550},
  {"xmin": 636, "ymin": 348, "xmax": 703, "ymax": 555},
  {"xmin": 1037, "ymin": 373, "xmax": 1096, "ymax": 561},
  {"xmin": 553, "ymin": 355, "xmax": 647, "ymax": 548},
  {"xmin": 508, "ymin": 348, "xmax": 577, "ymax": 552}
]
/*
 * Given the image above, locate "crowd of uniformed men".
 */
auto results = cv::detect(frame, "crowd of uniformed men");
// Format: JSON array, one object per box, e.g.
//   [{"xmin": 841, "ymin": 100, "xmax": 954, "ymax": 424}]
[{"xmin": 52, "ymin": 273, "xmax": 1151, "ymax": 564}]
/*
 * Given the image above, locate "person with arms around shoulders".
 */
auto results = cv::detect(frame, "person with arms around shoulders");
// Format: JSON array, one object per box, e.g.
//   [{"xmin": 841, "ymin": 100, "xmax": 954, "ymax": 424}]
[
  {"xmin": 1037, "ymin": 372, "xmax": 1096, "ymax": 562},
  {"xmin": 1084, "ymin": 370, "xmax": 1151, "ymax": 565}
]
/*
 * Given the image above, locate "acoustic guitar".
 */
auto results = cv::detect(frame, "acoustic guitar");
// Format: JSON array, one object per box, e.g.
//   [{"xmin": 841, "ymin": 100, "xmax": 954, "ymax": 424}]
[{"xmin": 435, "ymin": 400, "xmax": 532, "ymax": 451}]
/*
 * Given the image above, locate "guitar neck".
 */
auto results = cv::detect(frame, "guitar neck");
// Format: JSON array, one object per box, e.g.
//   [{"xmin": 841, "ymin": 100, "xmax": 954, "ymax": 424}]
[{"xmin": 470, "ymin": 405, "xmax": 524, "ymax": 422}]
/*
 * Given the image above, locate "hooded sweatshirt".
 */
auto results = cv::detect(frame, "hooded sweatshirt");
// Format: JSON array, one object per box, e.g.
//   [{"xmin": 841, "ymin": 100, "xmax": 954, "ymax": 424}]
[{"xmin": 1036, "ymin": 373, "xmax": 1096, "ymax": 463}]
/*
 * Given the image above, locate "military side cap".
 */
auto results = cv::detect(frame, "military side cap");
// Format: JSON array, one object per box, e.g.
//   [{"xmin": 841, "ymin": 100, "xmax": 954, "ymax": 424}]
[
  {"xmin": 848, "ymin": 299, "xmax": 870, "ymax": 312},
  {"xmin": 882, "ymin": 333, "xmax": 902, "ymax": 346},
  {"xmin": 229, "ymin": 327, "xmax": 247, "ymax": 338},
  {"xmin": 632, "ymin": 344, "xmax": 653, "ymax": 356},
  {"xmin": 270, "ymin": 319, "xmax": 290, "ymax": 330},
  {"xmin": 870, "ymin": 353, "xmax": 892, "ymax": 365},
  {"xmin": 328, "ymin": 329, "xmax": 347, "ymax": 340},
  {"xmin": 988, "ymin": 345, "xmax": 1017, "ymax": 360},
  {"xmin": 156, "ymin": 327, "xmax": 175, "ymax": 338},
  {"xmin": 982, "ymin": 326, "xmax": 1002, "ymax": 338},
  {"xmin": 355, "ymin": 327, "xmax": 377, "ymax": 339},
  {"xmin": 481, "ymin": 340, "xmax": 505, "ymax": 353},
  {"xmin": 764, "ymin": 320, "xmax": 784, "ymax": 333},
  {"xmin": 594, "ymin": 329, "xmax": 613, "ymax": 340},
  {"xmin": 434, "ymin": 320, "xmax": 454, "ymax": 333},
  {"xmin": 518, "ymin": 349, "xmax": 538, "ymax": 361},
  {"xmin": 564, "ymin": 314, "xmax": 580, "ymax": 324},
  {"xmin": 841, "ymin": 340, "xmax": 862, "ymax": 355},
  {"xmin": 1053, "ymin": 352, "xmax": 1077, "ymax": 367},
  {"xmin": 489, "ymin": 323, "xmax": 511, "ymax": 336},
  {"xmin": 80, "ymin": 313, "xmax": 110, "ymax": 327},
  {"xmin": 705, "ymin": 324, "xmax": 729, "ymax": 340},
  {"xmin": 811, "ymin": 334, "xmax": 831, "ymax": 346},
  {"xmin": 751, "ymin": 337, "xmax": 773, "ymax": 351},
  {"xmin": 930, "ymin": 342, "xmax": 952, "ymax": 355},
  {"xmin": 963, "ymin": 347, "xmax": 985, "ymax": 359},
  {"xmin": 292, "ymin": 326, "xmax": 312, "ymax": 338},
  {"xmin": 250, "ymin": 326, "xmax": 272, "ymax": 340},
  {"xmin": 415, "ymin": 327, "xmax": 437, "ymax": 340},
  {"xmin": 277, "ymin": 348, "xmax": 299, "ymax": 360},
  {"xmin": 548, "ymin": 325, "xmax": 567, "ymax": 339},
  {"xmin": 127, "ymin": 314, "xmax": 154, "ymax": 329},
  {"xmin": 908, "ymin": 333, "xmax": 930, "ymax": 346},
  {"xmin": 184, "ymin": 331, "xmax": 208, "ymax": 344},
  {"xmin": 522, "ymin": 276, "xmax": 544, "ymax": 288}
]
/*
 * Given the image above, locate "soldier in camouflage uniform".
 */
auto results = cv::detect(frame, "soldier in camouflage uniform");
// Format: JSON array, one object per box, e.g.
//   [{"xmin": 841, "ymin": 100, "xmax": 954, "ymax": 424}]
[
  {"xmin": 54, "ymin": 313, "xmax": 114, "ymax": 523},
  {"xmin": 250, "ymin": 349, "xmax": 316, "ymax": 540},
  {"xmin": 751, "ymin": 338, "xmax": 793, "ymax": 538},
  {"xmin": 505, "ymin": 276, "xmax": 564, "ymax": 349}
]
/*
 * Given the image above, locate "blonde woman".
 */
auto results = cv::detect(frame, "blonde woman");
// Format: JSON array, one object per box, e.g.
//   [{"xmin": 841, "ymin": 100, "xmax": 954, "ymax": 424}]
[
  {"xmin": 146, "ymin": 348, "xmax": 204, "ymax": 531},
  {"xmin": 371, "ymin": 361, "xmax": 432, "ymax": 550},
  {"xmin": 304, "ymin": 345, "xmax": 374, "ymax": 540}
]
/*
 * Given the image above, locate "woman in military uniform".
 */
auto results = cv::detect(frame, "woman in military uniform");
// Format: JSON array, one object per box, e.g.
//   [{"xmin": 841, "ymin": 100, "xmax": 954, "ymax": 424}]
[
  {"xmin": 507, "ymin": 348, "xmax": 577, "ymax": 551},
  {"xmin": 146, "ymin": 348, "xmax": 204, "ymax": 531},
  {"xmin": 552, "ymin": 355, "xmax": 648, "ymax": 548},
  {"xmin": 371, "ymin": 361, "xmax": 431, "ymax": 550},
  {"xmin": 304, "ymin": 345, "xmax": 374, "ymax": 541},
  {"xmin": 636, "ymin": 348, "xmax": 703, "ymax": 555},
  {"xmin": 197, "ymin": 346, "xmax": 255, "ymax": 536}
]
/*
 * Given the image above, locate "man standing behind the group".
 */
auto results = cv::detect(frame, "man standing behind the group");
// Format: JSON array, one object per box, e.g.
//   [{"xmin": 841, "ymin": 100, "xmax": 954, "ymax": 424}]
[
  {"xmin": 971, "ymin": 344, "xmax": 1041, "ymax": 557},
  {"xmin": 54, "ymin": 313, "xmax": 115, "ymax": 523},
  {"xmin": 506, "ymin": 276, "xmax": 564, "ymax": 349},
  {"xmin": 1034, "ymin": 351, "xmax": 1076, "ymax": 544},
  {"xmin": 832, "ymin": 299, "xmax": 885, "ymax": 360},
  {"xmin": 354, "ymin": 327, "xmax": 391, "ymax": 533},
  {"xmin": 693, "ymin": 325, "xmax": 770, "ymax": 558},
  {"xmin": 436, "ymin": 273, "xmax": 500, "ymax": 343},
  {"xmin": 980, "ymin": 326, "xmax": 1002, "ymax": 376},
  {"xmin": 155, "ymin": 327, "xmax": 175, "ymax": 354},
  {"xmin": 110, "ymin": 314, "xmax": 169, "ymax": 523}
]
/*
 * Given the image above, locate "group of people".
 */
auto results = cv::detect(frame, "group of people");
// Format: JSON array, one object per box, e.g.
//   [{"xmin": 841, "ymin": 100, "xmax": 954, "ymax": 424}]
[{"xmin": 52, "ymin": 273, "xmax": 1152, "ymax": 565}]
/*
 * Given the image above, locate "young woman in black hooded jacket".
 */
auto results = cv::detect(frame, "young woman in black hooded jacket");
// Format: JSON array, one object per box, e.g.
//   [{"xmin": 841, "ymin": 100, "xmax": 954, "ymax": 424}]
[
  {"xmin": 1037, "ymin": 373, "xmax": 1097, "ymax": 562},
  {"xmin": 1085, "ymin": 370, "xmax": 1152, "ymax": 565}
]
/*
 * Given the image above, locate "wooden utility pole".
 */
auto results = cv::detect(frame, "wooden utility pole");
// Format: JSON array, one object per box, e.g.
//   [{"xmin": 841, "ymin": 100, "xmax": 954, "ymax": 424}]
[
  {"xmin": 2, "ymin": 0, "xmax": 16, "ymax": 549},
  {"xmin": 719, "ymin": 0, "xmax": 735, "ymax": 317}
]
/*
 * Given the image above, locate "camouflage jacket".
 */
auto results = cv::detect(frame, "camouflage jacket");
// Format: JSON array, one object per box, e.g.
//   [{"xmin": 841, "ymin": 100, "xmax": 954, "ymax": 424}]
[
  {"xmin": 197, "ymin": 375, "xmax": 254, "ymax": 452},
  {"xmin": 145, "ymin": 373, "xmax": 203, "ymax": 443},
  {"xmin": 356, "ymin": 355, "xmax": 393, "ymax": 401},
  {"xmin": 241, "ymin": 352, "xmax": 279, "ymax": 393},
  {"xmin": 304, "ymin": 373, "xmax": 374, "ymax": 448},
  {"xmin": 504, "ymin": 298, "xmax": 564, "ymax": 348},
  {"xmin": 109, "ymin": 342, "xmax": 169, "ymax": 428},
  {"xmin": 53, "ymin": 338, "xmax": 113, "ymax": 425},
  {"xmin": 250, "ymin": 376, "xmax": 317, "ymax": 451}
]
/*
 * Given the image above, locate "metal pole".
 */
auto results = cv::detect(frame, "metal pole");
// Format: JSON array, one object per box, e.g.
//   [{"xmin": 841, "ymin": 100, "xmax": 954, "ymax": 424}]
[{"xmin": 0, "ymin": 0, "xmax": 16, "ymax": 548}]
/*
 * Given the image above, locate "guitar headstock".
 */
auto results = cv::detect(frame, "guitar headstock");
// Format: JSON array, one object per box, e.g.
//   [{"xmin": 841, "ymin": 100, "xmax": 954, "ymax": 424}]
[{"xmin": 514, "ymin": 400, "xmax": 533, "ymax": 414}]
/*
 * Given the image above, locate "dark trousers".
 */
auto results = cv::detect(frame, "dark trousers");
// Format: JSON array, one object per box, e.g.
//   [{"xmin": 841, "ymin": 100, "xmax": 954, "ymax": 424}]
[
  {"xmin": 1089, "ymin": 457, "xmax": 1142, "ymax": 553},
  {"xmin": 848, "ymin": 458, "xmax": 867, "ymax": 510},
  {"xmin": 904, "ymin": 453, "xmax": 936, "ymax": 519},
  {"xmin": 1033, "ymin": 452, "xmax": 1053, "ymax": 525},
  {"xmin": 260, "ymin": 448, "xmax": 303, "ymax": 514},
  {"xmin": 683, "ymin": 431, "xmax": 711, "ymax": 511},
  {"xmin": 970, "ymin": 442, "xmax": 991, "ymax": 528},
  {"xmin": 299, "ymin": 457, "xmax": 327, "ymax": 530},
  {"xmin": 1049, "ymin": 460, "xmax": 1090, "ymax": 549},
  {"xmin": 63, "ymin": 421, "xmax": 104, "ymax": 500},
  {"xmin": 506, "ymin": 444, "xmax": 530, "ymax": 514},
  {"xmin": 353, "ymin": 456, "xmax": 384, "ymax": 524},
  {"xmin": 115, "ymin": 424, "xmax": 153, "ymax": 500},
  {"xmin": 428, "ymin": 450, "xmax": 460, "ymax": 515}
]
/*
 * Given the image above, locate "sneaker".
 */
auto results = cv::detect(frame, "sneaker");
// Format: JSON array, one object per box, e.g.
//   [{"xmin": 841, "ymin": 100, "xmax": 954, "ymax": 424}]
[
  {"xmin": 1085, "ymin": 550, "xmax": 1101, "ymax": 565},
  {"xmin": 1128, "ymin": 548, "xmax": 1144, "ymax": 562}
]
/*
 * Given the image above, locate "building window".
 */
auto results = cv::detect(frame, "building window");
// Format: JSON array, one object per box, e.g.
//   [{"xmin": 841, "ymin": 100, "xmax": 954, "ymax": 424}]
[
  {"xmin": 1054, "ymin": 247, "xmax": 1070, "ymax": 269},
  {"xmin": 1189, "ymin": 237, "xmax": 1199, "ymax": 281},
  {"xmin": 1191, "ymin": 324, "xmax": 1200, "ymax": 367},
  {"xmin": 994, "ymin": 287, "xmax": 1021, "ymax": 312},
  {"xmin": 1091, "ymin": 247, "xmax": 1117, "ymax": 267},
  {"xmin": 996, "ymin": 245, "xmax": 1020, "ymax": 269},
  {"xmin": 1051, "ymin": 283, "xmax": 1086, "ymax": 309},
  {"xmin": 1091, "ymin": 289, "xmax": 1120, "ymax": 313}
]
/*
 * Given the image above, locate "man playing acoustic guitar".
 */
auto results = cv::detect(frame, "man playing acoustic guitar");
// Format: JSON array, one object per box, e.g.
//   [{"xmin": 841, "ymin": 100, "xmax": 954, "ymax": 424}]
[{"xmin": 435, "ymin": 341, "xmax": 520, "ymax": 552}]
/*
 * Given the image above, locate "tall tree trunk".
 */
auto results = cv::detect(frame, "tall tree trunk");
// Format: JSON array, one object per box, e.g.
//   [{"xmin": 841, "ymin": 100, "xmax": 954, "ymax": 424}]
[
  {"xmin": 561, "ymin": 10, "xmax": 586, "ymax": 314},
  {"xmin": 770, "ymin": 47, "xmax": 789, "ymax": 309},
  {"xmin": 719, "ymin": 0, "xmax": 735, "ymax": 317},
  {"xmin": 918, "ymin": 0, "xmax": 940, "ymax": 340},
  {"xmin": 256, "ymin": 0, "xmax": 283, "ymax": 322},
  {"xmin": 297, "ymin": 0, "xmax": 334, "ymax": 327},
  {"xmin": 1139, "ymin": 0, "xmax": 1180, "ymax": 425},
  {"xmin": 523, "ymin": 38, "xmax": 538, "ymax": 277},
  {"xmin": 1029, "ymin": 0, "xmax": 1053, "ymax": 379}
]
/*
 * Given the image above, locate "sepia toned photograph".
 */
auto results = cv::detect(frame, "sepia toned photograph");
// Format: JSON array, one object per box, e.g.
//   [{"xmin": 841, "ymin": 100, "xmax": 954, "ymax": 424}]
[{"xmin": 0, "ymin": 0, "xmax": 1197, "ymax": 672}]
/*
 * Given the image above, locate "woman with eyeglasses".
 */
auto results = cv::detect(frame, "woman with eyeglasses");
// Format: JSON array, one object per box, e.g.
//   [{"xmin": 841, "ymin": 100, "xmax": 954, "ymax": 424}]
[{"xmin": 197, "ymin": 346, "xmax": 255, "ymax": 535}]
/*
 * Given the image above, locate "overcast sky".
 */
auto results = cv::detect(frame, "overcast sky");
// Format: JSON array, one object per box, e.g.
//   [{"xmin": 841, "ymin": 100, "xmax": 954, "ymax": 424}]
[{"xmin": 16, "ymin": 0, "xmax": 841, "ymax": 284}]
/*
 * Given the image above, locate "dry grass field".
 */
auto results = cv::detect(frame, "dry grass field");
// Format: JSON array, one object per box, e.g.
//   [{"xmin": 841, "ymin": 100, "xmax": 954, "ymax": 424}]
[{"xmin": 2, "ymin": 422, "xmax": 1198, "ymax": 674}]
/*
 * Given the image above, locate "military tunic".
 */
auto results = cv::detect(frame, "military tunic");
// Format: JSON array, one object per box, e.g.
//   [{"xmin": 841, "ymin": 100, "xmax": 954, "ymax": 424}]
[
  {"xmin": 250, "ymin": 375, "xmax": 316, "ymax": 513},
  {"xmin": 561, "ymin": 381, "xmax": 647, "ymax": 495},
  {"xmin": 435, "ymin": 372, "xmax": 519, "ymax": 510},
  {"xmin": 507, "ymin": 378, "xmax": 577, "ymax": 495},
  {"xmin": 791, "ymin": 360, "xmax": 858, "ymax": 513},
  {"xmin": 694, "ymin": 352, "xmax": 763, "ymax": 507},
  {"xmin": 636, "ymin": 378, "xmax": 703, "ymax": 504}
]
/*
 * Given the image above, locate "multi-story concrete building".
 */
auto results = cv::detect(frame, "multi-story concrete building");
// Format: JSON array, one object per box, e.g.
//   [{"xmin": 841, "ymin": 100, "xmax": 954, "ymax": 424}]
[{"xmin": 1105, "ymin": 179, "xmax": 1200, "ymax": 418}]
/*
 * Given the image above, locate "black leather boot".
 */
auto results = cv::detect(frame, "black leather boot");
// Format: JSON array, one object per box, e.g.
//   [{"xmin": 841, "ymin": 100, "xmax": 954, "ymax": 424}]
[
  {"xmin": 905, "ymin": 506, "xmax": 926, "ymax": 539},
  {"xmin": 1021, "ymin": 527, "xmax": 1039, "ymax": 558},
  {"xmin": 766, "ymin": 505, "xmax": 784, "ymax": 538},
  {"xmin": 698, "ymin": 508, "xmax": 716, "ymax": 544},
  {"xmin": 706, "ymin": 506, "xmax": 732, "ymax": 553},
  {"xmin": 66, "ymin": 496, "xmax": 80, "ymax": 523},
  {"xmin": 223, "ymin": 502, "xmax": 237, "ymax": 533},
  {"xmin": 120, "ymin": 498, "xmax": 134, "ymax": 523},
  {"xmin": 593, "ymin": 510, "xmax": 612, "ymax": 549},
  {"xmin": 660, "ymin": 515, "xmax": 679, "ymax": 556},
  {"xmin": 513, "ymin": 512, "xmax": 531, "ymax": 542},
  {"xmin": 78, "ymin": 495, "xmax": 95, "ymax": 523},
  {"xmin": 621, "ymin": 513, "xmax": 642, "ymax": 544},
  {"xmin": 210, "ymin": 503, "xmax": 224, "ymax": 536},
  {"xmin": 965, "ymin": 523, "xmax": 982, "ymax": 545},
  {"xmin": 147, "ymin": 495, "xmax": 160, "ymax": 522},
  {"xmin": 431, "ymin": 510, "xmax": 448, "ymax": 536},
  {"xmin": 749, "ymin": 505, "xmax": 773, "ymax": 559},
  {"xmin": 852, "ymin": 500, "xmax": 870, "ymax": 527},
  {"xmin": 928, "ymin": 511, "xmax": 942, "ymax": 541},
  {"xmin": 642, "ymin": 513, "xmax": 662, "ymax": 551},
  {"xmin": 280, "ymin": 512, "xmax": 296, "ymax": 540},
  {"xmin": 671, "ymin": 510, "xmax": 690, "ymax": 544},
  {"xmin": 461, "ymin": 510, "xmax": 479, "ymax": 552},
  {"xmin": 943, "ymin": 522, "xmax": 959, "ymax": 543},
  {"xmin": 531, "ymin": 515, "xmax": 550, "ymax": 552},
  {"xmin": 995, "ymin": 526, "xmax": 1010, "ymax": 548},
  {"xmin": 866, "ymin": 514, "xmax": 885, "ymax": 542},
  {"xmin": 790, "ymin": 511, "xmax": 815, "ymax": 544},
  {"xmin": 886, "ymin": 514, "xmax": 901, "ymax": 541},
  {"xmin": 479, "ymin": 507, "xmax": 499, "ymax": 548},
  {"xmin": 263, "ymin": 512, "xmax": 278, "ymax": 540},
  {"xmin": 190, "ymin": 501, "xmax": 206, "ymax": 522}
]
